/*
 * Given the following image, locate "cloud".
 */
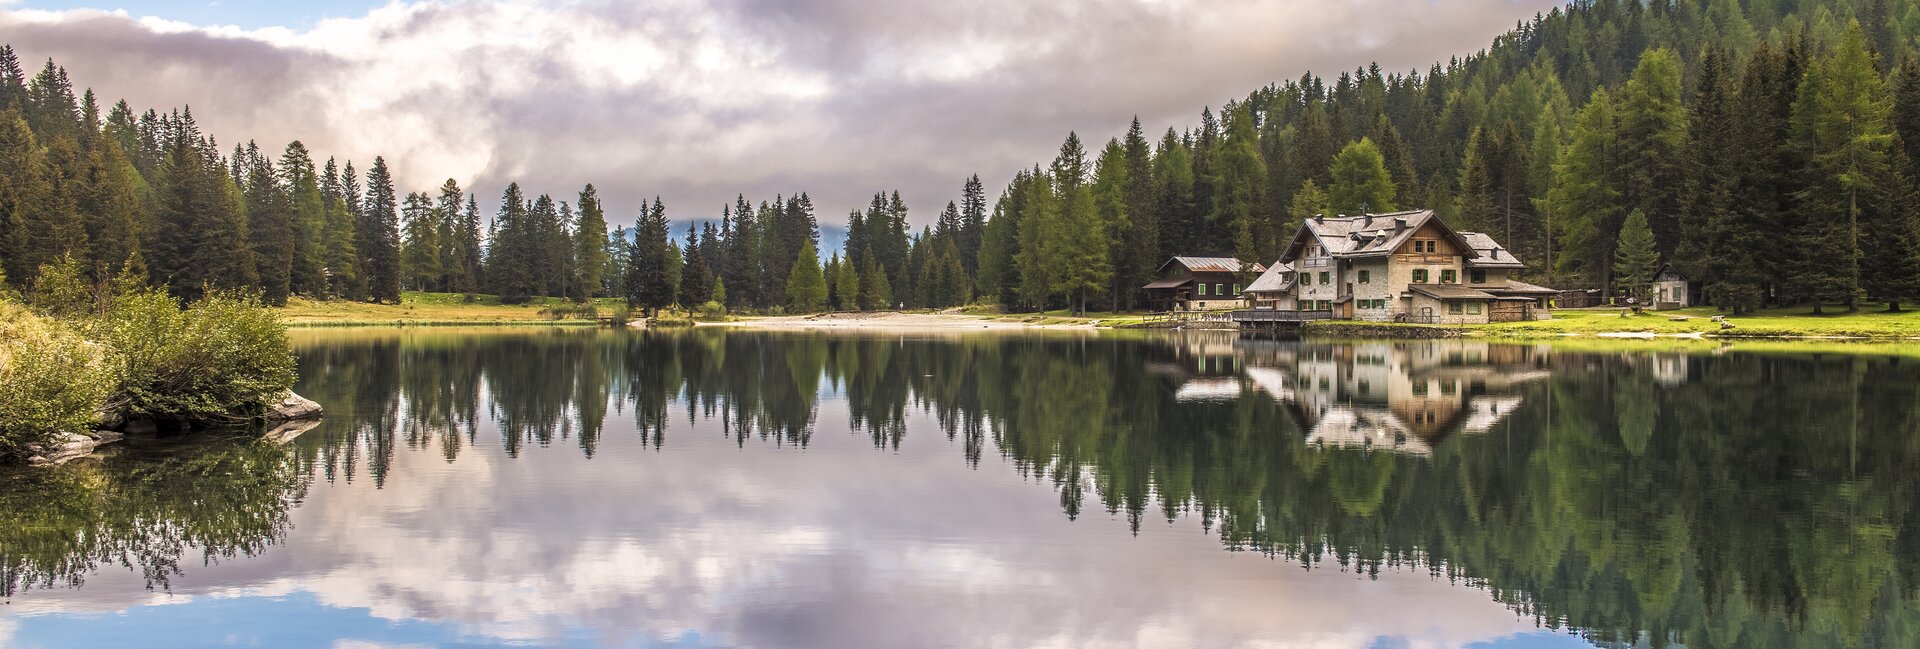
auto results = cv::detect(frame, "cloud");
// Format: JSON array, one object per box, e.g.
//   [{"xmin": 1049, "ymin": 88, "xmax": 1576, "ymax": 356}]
[{"xmin": 0, "ymin": 0, "xmax": 1558, "ymax": 223}]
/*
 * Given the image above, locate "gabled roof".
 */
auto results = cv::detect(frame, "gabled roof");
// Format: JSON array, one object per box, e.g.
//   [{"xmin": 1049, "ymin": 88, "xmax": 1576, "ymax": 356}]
[
  {"xmin": 1489, "ymin": 279, "xmax": 1558, "ymax": 295},
  {"xmin": 1243, "ymin": 262, "xmax": 1295, "ymax": 293},
  {"xmin": 1278, "ymin": 210, "xmax": 1477, "ymax": 264},
  {"xmin": 1157, "ymin": 256, "xmax": 1262, "ymax": 274},
  {"xmin": 1409, "ymin": 284, "xmax": 1497, "ymax": 300},
  {"xmin": 1459, "ymin": 232, "xmax": 1526, "ymax": 268}
]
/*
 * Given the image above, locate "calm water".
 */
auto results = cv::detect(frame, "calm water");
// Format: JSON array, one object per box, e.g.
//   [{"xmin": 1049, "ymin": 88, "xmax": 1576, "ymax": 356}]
[{"xmin": 4, "ymin": 329, "xmax": 1920, "ymax": 649}]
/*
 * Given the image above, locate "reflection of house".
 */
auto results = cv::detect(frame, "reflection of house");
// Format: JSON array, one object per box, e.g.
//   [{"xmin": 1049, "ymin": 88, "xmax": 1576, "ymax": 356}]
[
  {"xmin": 1274, "ymin": 210, "xmax": 1556, "ymax": 323},
  {"xmin": 1653, "ymin": 264, "xmax": 1697, "ymax": 310},
  {"xmin": 1193, "ymin": 340, "xmax": 1553, "ymax": 456},
  {"xmin": 1143, "ymin": 257, "xmax": 1264, "ymax": 312}
]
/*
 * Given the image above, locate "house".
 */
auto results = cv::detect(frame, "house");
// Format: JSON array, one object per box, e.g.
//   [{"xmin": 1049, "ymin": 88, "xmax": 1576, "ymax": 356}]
[
  {"xmin": 1241, "ymin": 262, "xmax": 1297, "ymax": 310},
  {"xmin": 1275, "ymin": 210, "xmax": 1556, "ymax": 324},
  {"xmin": 1142, "ymin": 256, "xmax": 1265, "ymax": 311},
  {"xmin": 1652, "ymin": 264, "xmax": 1696, "ymax": 310}
]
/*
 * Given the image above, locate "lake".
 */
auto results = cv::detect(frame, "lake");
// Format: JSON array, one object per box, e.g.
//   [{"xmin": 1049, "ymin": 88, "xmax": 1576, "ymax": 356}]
[{"xmin": 3, "ymin": 329, "xmax": 1919, "ymax": 648}]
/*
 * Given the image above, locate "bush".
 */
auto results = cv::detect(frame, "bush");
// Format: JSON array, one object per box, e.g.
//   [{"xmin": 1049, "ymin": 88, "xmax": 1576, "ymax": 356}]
[
  {"xmin": 93, "ymin": 289, "xmax": 297, "ymax": 426},
  {"xmin": 0, "ymin": 302, "xmax": 114, "ymax": 461},
  {"xmin": 694, "ymin": 300, "xmax": 728, "ymax": 321}
]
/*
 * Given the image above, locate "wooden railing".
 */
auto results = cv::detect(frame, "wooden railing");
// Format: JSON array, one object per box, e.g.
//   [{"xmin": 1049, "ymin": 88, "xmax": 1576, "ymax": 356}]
[{"xmin": 1229, "ymin": 309, "xmax": 1335, "ymax": 323}]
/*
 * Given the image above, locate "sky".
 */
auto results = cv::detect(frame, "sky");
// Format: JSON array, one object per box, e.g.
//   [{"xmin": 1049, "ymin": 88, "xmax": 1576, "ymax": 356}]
[{"xmin": 0, "ymin": 0, "xmax": 1563, "ymax": 225}]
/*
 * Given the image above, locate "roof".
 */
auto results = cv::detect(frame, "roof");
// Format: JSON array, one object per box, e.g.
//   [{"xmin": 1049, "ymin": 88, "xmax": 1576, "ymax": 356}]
[
  {"xmin": 1409, "ymin": 284, "xmax": 1497, "ymax": 300},
  {"xmin": 1458, "ymin": 232, "xmax": 1527, "ymax": 268},
  {"xmin": 1159, "ymin": 256, "xmax": 1262, "ymax": 274},
  {"xmin": 1143, "ymin": 277, "xmax": 1192, "ymax": 290},
  {"xmin": 1277, "ymin": 210, "xmax": 1490, "ymax": 264},
  {"xmin": 1488, "ymin": 279, "xmax": 1558, "ymax": 295},
  {"xmin": 1243, "ymin": 262, "xmax": 1295, "ymax": 293}
]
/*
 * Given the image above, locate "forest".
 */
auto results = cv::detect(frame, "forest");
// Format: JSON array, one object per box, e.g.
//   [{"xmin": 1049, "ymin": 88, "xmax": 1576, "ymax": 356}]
[{"xmin": 3, "ymin": 0, "xmax": 1920, "ymax": 315}]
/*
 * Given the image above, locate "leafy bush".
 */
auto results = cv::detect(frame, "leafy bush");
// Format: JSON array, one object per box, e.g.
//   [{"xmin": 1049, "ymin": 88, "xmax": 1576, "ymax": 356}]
[
  {"xmin": 695, "ymin": 300, "xmax": 728, "ymax": 321},
  {"xmin": 93, "ymin": 289, "xmax": 297, "ymax": 426},
  {"xmin": 0, "ymin": 302, "xmax": 114, "ymax": 461}
]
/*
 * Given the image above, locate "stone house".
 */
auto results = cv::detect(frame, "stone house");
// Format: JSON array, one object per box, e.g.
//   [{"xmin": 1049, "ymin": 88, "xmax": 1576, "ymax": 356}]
[{"xmin": 1274, "ymin": 210, "xmax": 1556, "ymax": 324}]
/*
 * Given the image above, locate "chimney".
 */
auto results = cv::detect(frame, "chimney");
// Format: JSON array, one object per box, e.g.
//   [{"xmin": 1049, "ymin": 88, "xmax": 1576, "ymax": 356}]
[
  {"xmin": 1492, "ymin": 249, "xmax": 1500, "ymax": 259},
  {"xmin": 1363, "ymin": 214, "xmax": 1373, "ymax": 226},
  {"xmin": 1314, "ymin": 214, "xmax": 1324, "ymax": 224}
]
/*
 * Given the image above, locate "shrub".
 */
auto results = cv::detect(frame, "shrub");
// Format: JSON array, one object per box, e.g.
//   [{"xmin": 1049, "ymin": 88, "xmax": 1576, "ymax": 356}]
[
  {"xmin": 93, "ymin": 289, "xmax": 297, "ymax": 426},
  {"xmin": 695, "ymin": 300, "xmax": 727, "ymax": 321},
  {"xmin": 0, "ymin": 302, "xmax": 114, "ymax": 461}
]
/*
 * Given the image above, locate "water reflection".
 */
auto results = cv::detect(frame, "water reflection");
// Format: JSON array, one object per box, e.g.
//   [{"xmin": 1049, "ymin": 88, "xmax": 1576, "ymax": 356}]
[{"xmin": 3, "ymin": 328, "xmax": 1919, "ymax": 649}]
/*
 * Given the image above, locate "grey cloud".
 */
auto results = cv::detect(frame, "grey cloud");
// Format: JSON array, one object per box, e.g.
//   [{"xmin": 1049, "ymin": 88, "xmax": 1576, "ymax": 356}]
[{"xmin": 0, "ymin": 0, "xmax": 1559, "ymax": 225}]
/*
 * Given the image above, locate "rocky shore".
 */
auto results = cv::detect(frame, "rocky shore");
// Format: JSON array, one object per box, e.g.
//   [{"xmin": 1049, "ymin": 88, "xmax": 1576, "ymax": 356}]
[{"xmin": 28, "ymin": 391, "xmax": 325, "ymax": 466}]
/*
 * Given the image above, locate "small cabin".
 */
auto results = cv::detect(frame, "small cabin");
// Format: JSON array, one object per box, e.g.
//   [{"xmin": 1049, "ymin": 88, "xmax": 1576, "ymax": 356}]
[
  {"xmin": 1653, "ymin": 265, "xmax": 1696, "ymax": 310},
  {"xmin": 1143, "ymin": 256, "xmax": 1263, "ymax": 311}
]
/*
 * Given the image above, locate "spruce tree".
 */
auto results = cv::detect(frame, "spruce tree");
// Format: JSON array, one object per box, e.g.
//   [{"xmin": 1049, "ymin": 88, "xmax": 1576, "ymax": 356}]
[
  {"xmin": 960, "ymin": 174, "xmax": 987, "ymax": 275},
  {"xmin": 572, "ymin": 184, "xmax": 609, "ymax": 300},
  {"xmin": 360, "ymin": 156, "xmax": 401, "ymax": 303},
  {"xmin": 1210, "ymin": 104, "xmax": 1268, "ymax": 264},
  {"xmin": 400, "ymin": 191, "xmax": 441, "ymax": 292},
  {"xmin": 833, "ymin": 252, "xmax": 859, "ymax": 310},
  {"xmin": 1120, "ymin": 117, "xmax": 1158, "ymax": 311},
  {"xmin": 1328, "ymin": 137, "xmax": 1395, "ymax": 216},
  {"xmin": 1550, "ymin": 88, "xmax": 1625, "ymax": 289},
  {"xmin": 784, "ymin": 240, "xmax": 826, "ymax": 313},
  {"xmin": 1617, "ymin": 48, "xmax": 1690, "ymax": 258},
  {"xmin": 628, "ymin": 197, "xmax": 675, "ymax": 315},
  {"xmin": 279, "ymin": 142, "xmax": 328, "ymax": 297},
  {"xmin": 1790, "ymin": 23, "xmax": 1887, "ymax": 312},
  {"xmin": 1613, "ymin": 209, "xmax": 1658, "ymax": 302},
  {"xmin": 242, "ymin": 143, "xmax": 295, "ymax": 305},
  {"xmin": 1862, "ymin": 146, "xmax": 1920, "ymax": 311}
]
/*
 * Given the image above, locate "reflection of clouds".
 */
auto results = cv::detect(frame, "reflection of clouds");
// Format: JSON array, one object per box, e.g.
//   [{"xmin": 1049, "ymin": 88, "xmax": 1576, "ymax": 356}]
[{"xmin": 10, "ymin": 398, "xmax": 1545, "ymax": 649}]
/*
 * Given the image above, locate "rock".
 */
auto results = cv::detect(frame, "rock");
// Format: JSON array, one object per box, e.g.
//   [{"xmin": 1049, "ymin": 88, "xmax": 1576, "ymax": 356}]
[
  {"xmin": 123, "ymin": 417, "xmax": 159, "ymax": 435},
  {"xmin": 30, "ymin": 430, "xmax": 124, "ymax": 466},
  {"xmin": 267, "ymin": 391, "xmax": 324, "ymax": 423}
]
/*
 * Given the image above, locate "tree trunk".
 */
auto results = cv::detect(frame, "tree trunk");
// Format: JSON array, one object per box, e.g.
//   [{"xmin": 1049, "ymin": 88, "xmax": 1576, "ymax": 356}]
[{"xmin": 1889, "ymin": 301, "xmax": 1903, "ymax": 313}]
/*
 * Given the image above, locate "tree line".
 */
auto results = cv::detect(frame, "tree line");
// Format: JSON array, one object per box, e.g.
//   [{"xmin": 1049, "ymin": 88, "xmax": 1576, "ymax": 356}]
[{"xmin": 4, "ymin": 0, "xmax": 1920, "ymax": 315}]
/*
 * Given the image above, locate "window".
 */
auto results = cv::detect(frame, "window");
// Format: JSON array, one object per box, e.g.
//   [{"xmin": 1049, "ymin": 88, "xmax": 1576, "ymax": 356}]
[
  {"xmin": 1448, "ymin": 302, "xmax": 1464, "ymax": 315},
  {"xmin": 1412, "ymin": 381, "xmax": 1429, "ymax": 396},
  {"xmin": 1470, "ymin": 269, "xmax": 1486, "ymax": 284},
  {"xmin": 1231, "ymin": 284, "xmax": 1239, "ymax": 295},
  {"xmin": 1216, "ymin": 283, "xmax": 1226, "ymax": 296},
  {"xmin": 1412, "ymin": 269, "xmax": 1429, "ymax": 283},
  {"xmin": 1441, "ymin": 269, "xmax": 1457, "ymax": 284},
  {"xmin": 1198, "ymin": 283, "xmax": 1208, "ymax": 296},
  {"xmin": 1358, "ymin": 270, "xmax": 1371, "ymax": 284},
  {"xmin": 1467, "ymin": 303, "xmax": 1482, "ymax": 315},
  {"xmin": 1441, "ymin": 381, "xmax": 1457, "ymax": 396},
  {"xmin": 1319, "ymin": 271, "xmax": 1330, "ymax": 285}
]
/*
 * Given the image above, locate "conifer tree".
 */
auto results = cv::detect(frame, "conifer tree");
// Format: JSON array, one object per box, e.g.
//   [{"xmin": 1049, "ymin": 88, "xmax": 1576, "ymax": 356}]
[
  {"xmin": 242, "ymin": 143, "xmax": 295, "ymax": 305},
  {"xmin": 1613, "ymin": 209, "xmax": 1658, "ymax": 301},
  {"xmin": 1790, "ymin": 23, "xmax": 1888, "ymax": 312},
  {"xmin": 360, "ymin": 156, "xmax": 401, "ymax": 302},
  {"xmin": 1328, "ymin": 137, "xmax": 1395, "ymax": 216},
  {"xmin": 1896, "ymin": 57, "xmax": 1920, "ymax": 170},
  {"xmin": 489, "ymin": 183, "xmax": 534, "ymax": 301},
  {"xmin": 627, "ymin": 197, "xmax": 675, "ymax": 316},
  {"xmin": 400, "ymin": 191, "xmax": 440, "ymax": 292},
  {"xmin": 279, "ymin": 142, "xmax": 328, "ymax": 296},
  {"xmin": 1288, "ymin": 179, "xmax": 1329, "ymax": 232},
  {"xmin": 833, "ymin": 252, "xmax": 859, "ymax": 310},
  {"xmin": 959, "ymin": 174, "xmax": 987, "ymax": 275},
  {"xmin": 1862, "ymin": 146, "xmax": 1920, "ymax": 311},
  {"xmin": 321, "ymin": 158, "xmax": 361, "ymax": 298},
  {"xmin": 1211, "ymin": 105, "xmax": 1267, "ymax": 264},
  {"xmin": 1119, "ymin": 117, "xmax": 1158, "ymax": 310},
  {"xmin": 1617, "ymin": 48, "xmax": 1690, "ymax": 258},
  {"xmin": 572, "ymin": 184, "xmax": 609, "ymax": 300},
  {"xmin": 1153, "ymin": 129, "xmax": 1195, "ymax": 259},
  {"xmin": 680, "ymin": 226, "xmax": 713, "ymax": 307},
  {"xmin": 1692, "ymin": 45, "xmax": 1763, "ymax": 313},
  {"xmin": 1550, "ymin": 88, "xmax": 1625, "ymax": 289},
  {"xmin": 784, "ymin": 240, "xmax": 826, "ymax": 313}
]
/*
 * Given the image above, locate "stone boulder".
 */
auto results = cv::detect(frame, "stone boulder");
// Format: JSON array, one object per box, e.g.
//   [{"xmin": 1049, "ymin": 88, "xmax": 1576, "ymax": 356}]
[{"xmin": 268, "ymin": 391, "xmax": 324, "ymax": 423}]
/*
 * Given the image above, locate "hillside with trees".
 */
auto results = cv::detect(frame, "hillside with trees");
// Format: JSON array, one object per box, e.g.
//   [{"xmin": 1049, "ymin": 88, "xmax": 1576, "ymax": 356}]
[{"xmin": 2, "ymin": 0, "xmax": 1919, "ymax": 315}]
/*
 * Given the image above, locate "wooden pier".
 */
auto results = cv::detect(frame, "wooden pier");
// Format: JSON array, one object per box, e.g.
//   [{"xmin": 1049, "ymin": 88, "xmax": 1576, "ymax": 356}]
[{"xmin": 1229, "ymin": 309, "xmax": 1334, "ymax": 333}]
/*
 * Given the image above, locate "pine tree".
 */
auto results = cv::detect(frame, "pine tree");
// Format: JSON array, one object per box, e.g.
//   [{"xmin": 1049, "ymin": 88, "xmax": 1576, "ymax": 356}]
[
  {"xmin": 400, "ymin": 191, "xmax": 441, "ymax": 292},
  {"xmin": 1119, "ymin": 117, "xmax": 1157, "ymax": 311},
  {"xmin": 833, "ymin": 252, "xmax": 859, "ymax": 310},
  {"xmin": 1550, "ymin": 88, "xmax": 1625, "ymax": 289},
  {"xmin": 1790, "ymin": 23, "xmax": 1888, "ymax": 312},
  {"xmin": 627, "ymin": 197, "xmax": 675, "ymax": 315},
  {"xmin": 1328, "ymin": 137, "xmax": 1395, "ymax": 216},
  {"xmin": 572, "ymin": 184, "xmax": 609, "ymax": 300},
  {"xmin": 1862, "ymin": 146, "xmax": 1920, "ymax": 311},
  {"xmin": 1613, "ymin": 209, "xmax": 1658, "ymax": 301},
  {"xmin": 680, "ymin": 225, "xmax": 713, "ymax": 307},
  {"xmin": 1288, "ymin": 179, "xmax": 1329, "ymax": 234},
  {"xmin": 321, "ymin": 158, "xmax": 361, "ymax": 298},
  {"xmin": 489, "ymin": 183, "xmax": 534, "ymax": 301},
  {"xmin": 279, "ymin": 142, "xmax": 328, "ymax": 296},
  {"xmin": 1153, "ymin": 129, "xmax": 1195, "ymax": 259},
  {"xmin": 1692, "ymin": 45, "xmax": 1763, "ymax": 314},
  {"xmin": 783, "ymin": 239, "xmax": 826, "ymax": 313},
  {"xmin": 360, "ymin": 156, "xmax": 401, "ymax": 302},
  {"xmin": 242, "ymin": 143, "xmax": 295, "ymax": 305},
  {"xmin": 1210, "ymin": 105, "xmax": 1267, "ymax": 266},
  {"xmin": 1617, "ymin": 48, "xmax": 1690, "ymax": 259},
  {"xmin": 959, "ymin": 174, "xmax": 987, "ymax": 276}
]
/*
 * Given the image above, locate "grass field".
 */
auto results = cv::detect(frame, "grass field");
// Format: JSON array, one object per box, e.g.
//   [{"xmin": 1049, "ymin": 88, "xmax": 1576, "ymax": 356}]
[
  {"xmin": 277, "ymin": 292, "xmax": 627, "ymax": 326},
  {"xmin": 1471, "ymin": 303, "xmax": 1920, "ymax": 338}
]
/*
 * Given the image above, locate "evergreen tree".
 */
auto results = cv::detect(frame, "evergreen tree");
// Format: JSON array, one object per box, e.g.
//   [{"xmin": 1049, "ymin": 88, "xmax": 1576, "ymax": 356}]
[
  {"xmin": 627, "ymin": 197, "xmax": 675, "ymax": 315},
  {"xmin": 1119, "ymin": 117, "xmax": 1158, "ymax": 311},
  {"xmin": 784, "ymin": 239, "xmax": 826, "ymax": 313},
  {"xmin": 1616, "ymin": 48, "xmax": 1690, "ymax": 258},
  {"xmin": 859, "ymin": 252, "xmax": 893, "ymax": 311},
  {"xmin": 1328, "ymin": 137, "xmax": 1395, "ymax": 216},
  {"xmin": 360, "ymin": 156, "xmax": 401, "ymax": 302},
  {"xmin": 400, "ymin": 191, "xmax": 441, "ymax": 292},
  {"xmin": 1896, "ymin": 57, "xmax": 1920, "ymax": 171},
  {"xmin": 279, "ymin": 142, "xmax": 328, "ymax": 296},
  {"xmin": 1691, "ymin": 45, "xmax": 1763, "ymax": 313},
  {"xmin": 1862, "ymin": 146, "xmax": 1920, "ymax": 311},
  {"xmin": 959, "ymin": 174, "xmax": 987, "ymax": 275},
  {"xmin": 832, "ymin": 252, "xmax": 859, "ymax": 310},
  {"xmin": 1790, "ymin": 23, "xmax": 1888, "ymax": 312},
  {"xmin": 1288, "ymin": 179, "xmax": 1329, "ymax": 232},
  {"xmin": 680, "ymin": 225, "xmax": 713, "ymax": 307},
  {"xmin": 489, "ymin": 183, "xmax": 535, "ymax": 301},
  {"xmin": 572, "ymin": 183, "xmax": 609, "ymax": 300},
  {"xmin": 321, "ymin": 158, "xmax": 361, "ymax": 298},
  {"xmin": 1153, "ymin": 129, "xmax": 1195, "ymax": 259},
  {"xmin": 242, "ymin": 143, "xmax": 295, "ymax": 305},
  {"xmin": 1550, "ymin": 88, "xmax": 1625, "ymax": 289},
  {"xmin": 1613, "ymin": 209, "xmax": 1658, "ymax": 301}
]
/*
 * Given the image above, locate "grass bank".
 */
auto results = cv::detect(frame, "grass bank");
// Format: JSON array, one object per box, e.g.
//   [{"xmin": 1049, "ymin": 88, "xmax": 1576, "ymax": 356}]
[
  {"xmin": 277, "ymin": 292, "xmax": 626, "ymax": 326},
  {"xmin": 1470, "ymin": 304, "xmax": 1920, "ymax": 339}
]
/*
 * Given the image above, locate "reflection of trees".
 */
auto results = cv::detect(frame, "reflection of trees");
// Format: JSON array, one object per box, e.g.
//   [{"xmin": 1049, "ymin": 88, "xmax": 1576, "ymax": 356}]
[
  {"xmin": 284, "ymin": 330, "xmax": 1920, "ymax": 647},
  {"xmin": 0, "ymin": 436, "xmax": 307, "ymax": 596}
]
